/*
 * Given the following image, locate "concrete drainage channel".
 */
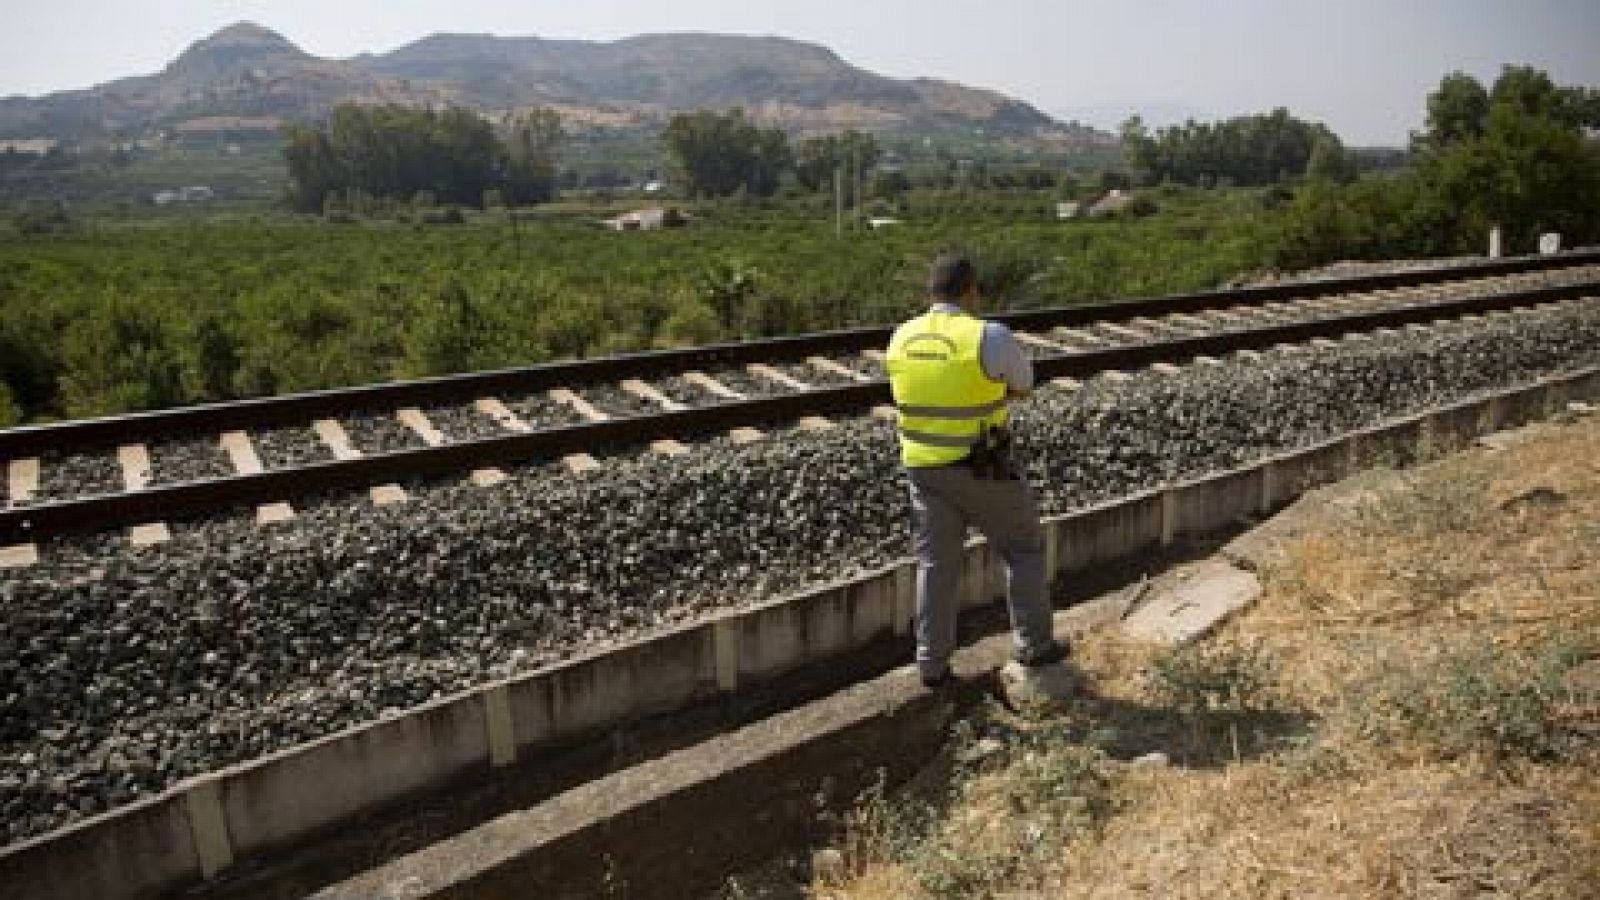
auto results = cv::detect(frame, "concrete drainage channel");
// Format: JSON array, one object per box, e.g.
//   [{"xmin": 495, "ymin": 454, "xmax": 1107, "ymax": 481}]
[
  {"xmin": 4, "ymin": 365, "xmax": 1595, "ymax": 900},
  {"xmin": 314, "ymin": 367, "xmax": 1600, "ymax": 900}
]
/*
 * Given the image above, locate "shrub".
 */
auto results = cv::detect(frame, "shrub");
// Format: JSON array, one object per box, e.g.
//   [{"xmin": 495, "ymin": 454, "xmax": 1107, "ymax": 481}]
[
  {"xmin": 1350, "ymin": 467, "xmax": 1493, "ymax": 539},
  {"xmin": 1147, "ymin": 639, "xmax": 1278, "ymax": 714},
  {"xmin": 911, "ymin": 726, "xmax": 1112, "ymax": 898},
  {"xmin": 1124, "ymin": 195, "xmax": 1159, "ymax": 218},
  {"xmin": 1348, "ymin": 638, "xmax": 1586, "ymax": 763},
  {"xmin": 695, "ymin": 258, "xmax": 761, "ymax": 334},
  {"xmin": 827, "ymin": 720, "xmax": 1115, "ymax": 899},
  {"xmin": 12, "ymin": 202, "xmax": 81, "ymax": 235}
]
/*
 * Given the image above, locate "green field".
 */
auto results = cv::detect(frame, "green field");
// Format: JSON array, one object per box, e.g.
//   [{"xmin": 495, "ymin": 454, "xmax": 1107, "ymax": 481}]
[{"xmin": 0, "ymin": 187, "xmax": 1276, "ymax": 424}]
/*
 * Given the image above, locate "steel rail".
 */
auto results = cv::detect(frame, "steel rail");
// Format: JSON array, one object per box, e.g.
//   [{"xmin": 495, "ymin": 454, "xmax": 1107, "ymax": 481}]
[
  {"xmin": 1, "ymin": 249, "xmax": 1596, "ymax": 459},
  {"xmin": 2, "ymin": 277, "xmax": 1593, "ymax": 546}
]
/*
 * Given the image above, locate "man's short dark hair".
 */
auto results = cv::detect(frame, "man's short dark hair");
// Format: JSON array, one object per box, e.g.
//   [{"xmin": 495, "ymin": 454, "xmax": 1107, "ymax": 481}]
[{"xmin": 928, "ymin": 254, "xmax": 976, "ymax": 299}]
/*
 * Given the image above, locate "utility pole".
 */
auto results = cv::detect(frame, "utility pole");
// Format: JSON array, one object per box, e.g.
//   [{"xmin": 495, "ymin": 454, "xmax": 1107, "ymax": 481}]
[
  {"xmin": 834, "ymin": 165, "xmax": 843, "ymax": 238},
  {"xmin": 855, "ymin": 149, "xmax": 864, "ymax": 231}
]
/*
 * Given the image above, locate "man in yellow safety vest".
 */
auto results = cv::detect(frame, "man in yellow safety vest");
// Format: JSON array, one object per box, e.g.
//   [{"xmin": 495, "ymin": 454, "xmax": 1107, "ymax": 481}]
[{"xmin": 886, "ymin": 254, "xmax": 1068, "ymax": 688}]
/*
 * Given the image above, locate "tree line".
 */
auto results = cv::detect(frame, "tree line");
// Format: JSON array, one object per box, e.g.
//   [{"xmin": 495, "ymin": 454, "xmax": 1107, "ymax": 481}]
[
  {"xmin": 282, "ymin": 105, "xmax": 561, "ymax": 213},
  {"xmin": 280, "ymin": 104, "xmax": 895, "ymax": 209},
  {"xmin": 1119, "ymin": 108, "xmax": 1353, "ymax": 187},
  {"xmin": 661, "ymin": 108, "xmax": 889, "ymax": 200},
  {"xmin": 1272, "ymin": 65, "xmax": 1600, "ymax": 268}
]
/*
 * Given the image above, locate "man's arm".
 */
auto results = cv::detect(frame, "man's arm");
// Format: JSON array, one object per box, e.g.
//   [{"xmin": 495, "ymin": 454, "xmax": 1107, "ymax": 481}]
[{"xmin": 980, "ymin": 322, "xmax": 1034, "ymax": 398}]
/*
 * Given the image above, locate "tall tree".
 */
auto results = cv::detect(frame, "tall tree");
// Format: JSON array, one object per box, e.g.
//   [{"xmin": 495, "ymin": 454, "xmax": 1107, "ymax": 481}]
[
  {"xmin": 502, "ymin": 108, "xmax": 563, "ymax": 205},
  {"xmin": 1490, "ymin": 65, "xmax": 1566, "ymax": 121},
  {"xmin": 794, "ymin": 130, "xmax": 881, "ymax": 193},
  {"xmin": 1120, "ymin": 108, "xmax": 1340, "ymax": 186},
  {"xmin": 282, "ymin": 105, "xmax": 563, "ymax": 213},
  {"xmin": 749, "ymin": 126, "xmax": 794, "ymax": 198},
  {"xmin": 662, "ymin": 109, "xmax": 791, "ymax": 198},
  {"xmin": 1421, "ymin": 92, "xmax": 1600, "ymax": 250},
  {"xmin": 1307, "ymin": 135, "xmax": 1357, "ymax": 184},
  {"xmin": 282, "ymin": 124, "xmax": 341, "ymax": 213},
  {"xmin": 1414, "ymin": 71, "xmax": 1490, "ymax": 153},
  {"xmin": 1275, "ymin": 64, "xmax": 1600, "ymax": 266},
  {"xmin": 1119, "ymin": 116, "xmax": 1157, "ymax": 178}
]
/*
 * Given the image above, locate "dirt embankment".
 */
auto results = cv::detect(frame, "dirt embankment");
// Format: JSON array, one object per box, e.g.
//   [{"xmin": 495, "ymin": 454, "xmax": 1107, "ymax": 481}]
[{"xmin": 800, "ymin": 412, "xmax": 1600, "ymax": 900}]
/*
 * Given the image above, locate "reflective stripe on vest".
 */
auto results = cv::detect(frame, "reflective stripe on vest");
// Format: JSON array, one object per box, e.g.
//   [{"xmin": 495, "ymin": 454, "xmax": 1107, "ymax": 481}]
[{"xmin": 884, "ymin": 310, "xmax": 1008, "ymax": 467}]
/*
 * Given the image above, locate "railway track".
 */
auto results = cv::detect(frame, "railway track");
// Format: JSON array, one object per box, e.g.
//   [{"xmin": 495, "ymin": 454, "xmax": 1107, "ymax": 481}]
[
  {"xmin": 2, "ymin": 250, "xmax": 1598, "ymax": 557},
  {"xmin": 5, "ymin": 263, "xmax": 1600, "ymax": 868}
]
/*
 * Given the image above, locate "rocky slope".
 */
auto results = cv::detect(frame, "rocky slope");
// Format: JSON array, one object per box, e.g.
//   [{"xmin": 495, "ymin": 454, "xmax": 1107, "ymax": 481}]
[{"xmin": 0, "ymin": 22, "xmax": 1075, "ymax": 138}]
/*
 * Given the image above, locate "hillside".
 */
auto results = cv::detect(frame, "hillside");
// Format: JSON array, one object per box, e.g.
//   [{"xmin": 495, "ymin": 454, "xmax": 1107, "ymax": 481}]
[
  {"xmin": 0, "ymin": 22, "xmax": 1083, "ymax": 139},
  {"xmin": 0, "ymin": 24, "xmax": 441, "ymax": 137}
]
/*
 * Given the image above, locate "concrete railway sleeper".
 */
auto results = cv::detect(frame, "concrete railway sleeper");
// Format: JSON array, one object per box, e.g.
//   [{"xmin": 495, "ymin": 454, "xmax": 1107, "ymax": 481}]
[
  {"xmin": 2, "ymin": 299, "xmax": 1598, "ymax": 898},
  {"xmin": 2, "ymin": 269, "xmax": 1598, "ymax": 553}
]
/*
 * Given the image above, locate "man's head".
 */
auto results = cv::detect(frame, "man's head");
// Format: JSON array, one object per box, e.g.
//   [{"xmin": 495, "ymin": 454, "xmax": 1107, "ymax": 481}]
[{"xmin": 927, "ymin": 253, "xmax": 979, "ymax": 311}]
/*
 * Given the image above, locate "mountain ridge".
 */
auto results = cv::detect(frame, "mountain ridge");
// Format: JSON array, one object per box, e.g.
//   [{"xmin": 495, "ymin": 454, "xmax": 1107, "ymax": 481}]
[{"xmin": 0, "ymin": 22, "xmax": 1090, "ymax": 140}]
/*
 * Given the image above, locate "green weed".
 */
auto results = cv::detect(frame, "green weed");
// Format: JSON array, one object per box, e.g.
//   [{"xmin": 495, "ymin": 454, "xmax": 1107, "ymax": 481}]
[
  {"xmin": 1348, "ymin": 637, "xmax": 1590, "ymax": 763},
  {"xmin": 1350, "ymin": 466, "xmax": 1493, "ymax": 539},
  {"xmin": 1146, "ymin": 640, "xmax": 1278, "ymax": 715}
]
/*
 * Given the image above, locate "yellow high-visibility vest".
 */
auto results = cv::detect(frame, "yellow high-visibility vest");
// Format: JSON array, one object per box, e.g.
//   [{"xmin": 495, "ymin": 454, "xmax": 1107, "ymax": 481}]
[{"xmin": 885, "ymin": 309, "xmax": 1008, "ymax": 467}]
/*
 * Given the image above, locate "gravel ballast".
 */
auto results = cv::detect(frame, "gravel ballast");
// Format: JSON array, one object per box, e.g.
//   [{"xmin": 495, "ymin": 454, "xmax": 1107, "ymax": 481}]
[
  {"xmin": 503, "ymin": 392, "xmax": 583, "ymax": 429},
  {"xmin": 2, "ymin": 300, "xmax": 1599, "ymax": 844},
  {"xmin": 251, "ymin": 425, "xmax": 333, "ymax": 470},
  {"xmin": 29, "ymin": 450, "xmax": 123, "ymax": 505},
  {"xmin": 655, "ymin": 375, "xmax": 717, "ymax": 407},
  {"xmin": 340, "ymin": 412, "xmax": 427, "ymax": 455},
  {"xmin": 707, "ymin": 367, "xmax": 785, "ymax": 399},
  {"xmin": 148, "ymin": 437, "xmax": 233, "ymax": 486},
  {"xmin": 581, "ymin": 384, "xmax": 661, "ymax": 418},
  {"xmin": 418, "ymin": 403, "xmax": 506, "ymax": 443}
]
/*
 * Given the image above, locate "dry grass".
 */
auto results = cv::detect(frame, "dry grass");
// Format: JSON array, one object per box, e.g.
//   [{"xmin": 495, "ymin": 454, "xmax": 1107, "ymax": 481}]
[{"xmin": 814, "ymin": 416, "xmax": 1600, "ymax": 899}]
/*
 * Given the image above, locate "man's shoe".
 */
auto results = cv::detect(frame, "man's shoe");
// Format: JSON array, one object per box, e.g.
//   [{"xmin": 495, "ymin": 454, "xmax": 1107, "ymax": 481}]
[
  {"xmin": 920, "ymin": 669, "xmax": 957, "ymax": 690},
  {"xmin": 1018, "ymin": 640, "xmax": 1069, "ymax": 669}
]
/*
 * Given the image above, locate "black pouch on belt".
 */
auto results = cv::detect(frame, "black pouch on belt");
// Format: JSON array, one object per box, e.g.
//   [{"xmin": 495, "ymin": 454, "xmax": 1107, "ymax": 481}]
[{"xmin": 967, "ymin": 425, "xmax": 1018, "ymax": 480}]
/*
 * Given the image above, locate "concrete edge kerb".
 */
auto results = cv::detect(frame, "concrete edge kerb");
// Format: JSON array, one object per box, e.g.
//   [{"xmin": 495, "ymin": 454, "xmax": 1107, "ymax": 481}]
[
  {"xmin": 3, "ymin": 363, "xmax": 1596, "ymax": 899},
  {"xmin": 183, "ymin": 780, "xmax": 233, "ymax": 879}
]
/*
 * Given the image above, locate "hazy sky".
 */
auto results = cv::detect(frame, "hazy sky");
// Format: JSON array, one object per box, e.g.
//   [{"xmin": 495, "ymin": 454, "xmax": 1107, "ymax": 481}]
[{"xmin": 3, "ymin": 1, "xmax": 1597, "ymax": 144}]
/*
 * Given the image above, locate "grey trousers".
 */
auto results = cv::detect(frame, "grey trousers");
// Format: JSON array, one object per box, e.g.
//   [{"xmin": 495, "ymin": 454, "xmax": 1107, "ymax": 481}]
[{"xmin": 906, "ymin": 464, "xmax": 1054, "ymax": 679}]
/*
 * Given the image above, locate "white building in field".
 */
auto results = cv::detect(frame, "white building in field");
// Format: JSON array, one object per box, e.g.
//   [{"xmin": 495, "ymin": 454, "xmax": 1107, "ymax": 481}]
[
  {"xmin": 0, "ymin": 138, "xmax": 56, "ymax": 155},
  {"xmin": 603, "ymin": 207, "xmax": 686, "ymax": 232},
  {"xmin": 1089, "ymin": 189, "xmax": 1131, "ymax": 217},
  {"xmin": 153, "ymin": 186, "xmax": 215, "ymax": 206}
]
